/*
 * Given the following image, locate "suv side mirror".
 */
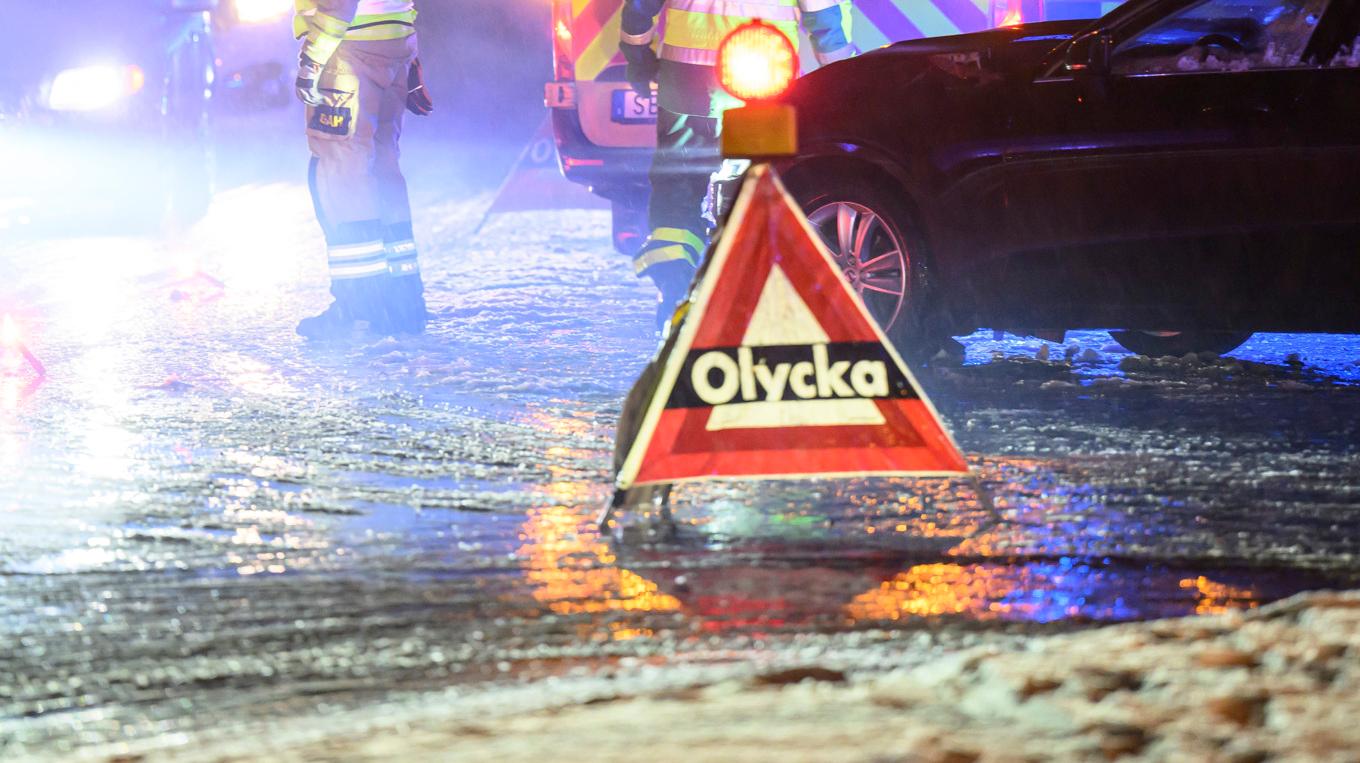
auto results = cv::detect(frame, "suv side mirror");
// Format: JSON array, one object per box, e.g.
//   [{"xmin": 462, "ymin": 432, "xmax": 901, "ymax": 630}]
[{"xmin": 1066, "ymin": 30, "xmax": 1114, "ymax": 77}]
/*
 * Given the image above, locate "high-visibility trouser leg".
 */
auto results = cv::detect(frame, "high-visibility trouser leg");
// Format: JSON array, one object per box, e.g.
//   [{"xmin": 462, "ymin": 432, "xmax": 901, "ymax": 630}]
[
  {"xmin": 636, "ymin": 108, "xmax": 722, "ymax": 276},
  {"xmin": 372, "ymin": 36, "xmax": 421, "ymax": 278},
  {"xmin": 305, "ymin": 36, "xmax": 417, "ymax": 286}
]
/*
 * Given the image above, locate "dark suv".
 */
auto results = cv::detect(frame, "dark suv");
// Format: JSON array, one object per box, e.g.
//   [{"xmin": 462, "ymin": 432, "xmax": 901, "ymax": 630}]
[{"xmin": 776, "ymin": 0, "xmax": 1360, "ymax": 357}]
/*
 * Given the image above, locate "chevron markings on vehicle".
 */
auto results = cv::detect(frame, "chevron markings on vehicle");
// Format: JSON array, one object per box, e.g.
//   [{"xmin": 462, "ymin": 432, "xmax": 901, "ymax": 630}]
[{"xmin": 568, "ymin": 0, "xmax": 996, "ymax": 83}]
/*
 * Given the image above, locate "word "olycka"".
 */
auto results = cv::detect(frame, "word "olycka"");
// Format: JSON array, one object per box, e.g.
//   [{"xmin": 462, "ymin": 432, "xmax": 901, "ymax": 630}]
[{"xmin": 690, "ymin": 344, "xmax": 891, "ymax": 406}]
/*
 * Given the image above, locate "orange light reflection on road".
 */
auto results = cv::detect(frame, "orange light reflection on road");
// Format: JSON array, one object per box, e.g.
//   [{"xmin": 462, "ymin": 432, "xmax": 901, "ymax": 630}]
[
  {"xmin": 1181, "ymin": 575, "xmax": 1258, "ymax": 615},
  {"xmin": 845, "ymin": 563, "xmax": 1022, "ymax": 622},
  {"xmin": 518, "ymin": 406, "xmax": 679, "ymax": 640},
  {"xmin": 518, "ymin": 502, "xmax": 681, "ymax": 640}
]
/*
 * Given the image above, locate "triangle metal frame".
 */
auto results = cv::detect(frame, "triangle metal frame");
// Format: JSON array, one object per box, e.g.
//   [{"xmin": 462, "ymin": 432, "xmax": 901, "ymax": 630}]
[{"xmin": 603, "ymin": 164, "xmax": 977, "ymax": 529}]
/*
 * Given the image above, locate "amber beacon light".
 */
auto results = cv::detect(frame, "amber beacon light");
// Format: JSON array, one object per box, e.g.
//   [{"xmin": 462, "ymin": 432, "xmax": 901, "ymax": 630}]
[
  {"xmin": 717, "ymin": 20, "xmax": 797, "ymax": 101},
  {"xmin": 717, "ymin": 21, "xmax": 799, "ymax": 159}
]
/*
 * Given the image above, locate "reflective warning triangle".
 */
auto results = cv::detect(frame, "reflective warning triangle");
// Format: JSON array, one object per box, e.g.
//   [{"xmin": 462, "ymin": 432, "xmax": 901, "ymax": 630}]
[
  {"xmin": 481, "ymin": 116, "xmax": 609, "ymax": 220},
  {"xmin": 614, "ymin": 165, "xmax": 968, "ymax": 490}
]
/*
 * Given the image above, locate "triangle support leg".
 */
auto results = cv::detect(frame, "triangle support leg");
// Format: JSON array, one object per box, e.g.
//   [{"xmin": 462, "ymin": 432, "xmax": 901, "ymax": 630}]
[
  {"xmin": 597, "ymin": 489, "xmax": 626, "ymax": 532},
  {"xmin": 597, "ymin": 484, "xmax": 675, "ymax": 533}
]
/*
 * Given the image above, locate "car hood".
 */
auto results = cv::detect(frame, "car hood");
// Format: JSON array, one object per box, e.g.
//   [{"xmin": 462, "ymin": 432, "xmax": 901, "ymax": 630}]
[{"xmin": 791, "ymin": 19, "xmax": 1092, "ymax": 101}]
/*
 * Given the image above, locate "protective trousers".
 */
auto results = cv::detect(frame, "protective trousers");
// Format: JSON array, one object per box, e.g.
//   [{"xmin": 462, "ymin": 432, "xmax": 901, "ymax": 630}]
[
  {"xmin": 306, "ymin": 35, "xmax": 420, "ymax": 291},
  {"xmin": 633, "ymin": 108, "xmax": 722, "ymax": 276}
]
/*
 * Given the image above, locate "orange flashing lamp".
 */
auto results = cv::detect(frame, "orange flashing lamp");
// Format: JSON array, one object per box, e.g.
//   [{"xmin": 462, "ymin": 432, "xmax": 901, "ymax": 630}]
[
  {"xmin": 717, "ymin": 21, "xmax": 798, "ymax": 102},
  {"xmin": 717, "ymin": 21, "xmax": 799, "ymax": 159}
]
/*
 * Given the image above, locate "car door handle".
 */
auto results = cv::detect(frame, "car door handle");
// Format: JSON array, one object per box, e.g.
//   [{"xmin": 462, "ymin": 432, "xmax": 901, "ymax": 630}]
[{"xmin": 1201, "ymin": 101, "xmax": 1273, "ymax": 116}]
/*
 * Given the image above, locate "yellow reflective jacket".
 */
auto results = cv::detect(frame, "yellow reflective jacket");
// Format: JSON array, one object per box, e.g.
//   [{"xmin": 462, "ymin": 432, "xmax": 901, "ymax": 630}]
[
  {"xmin": 620, "ymin": 0, "xmax": 852, "ymax": 116},
  {"xmin": 294, "ymin": 0, "xmax": 417, "ymax": 65},
  {"xmin": 621, "ymin": 0, "xmax": 852, "ymax": 68}
]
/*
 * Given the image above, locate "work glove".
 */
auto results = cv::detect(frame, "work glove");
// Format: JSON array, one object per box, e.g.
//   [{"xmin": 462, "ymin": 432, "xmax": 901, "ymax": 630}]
[
  {"xmin": 406, "ymin": 58, "xmax": 434, "ymax": 116},
  {"xmin": 295, "ymin": 52, "xmax": 324, "ymax": 107},
  {"xmin": 621, "ymin": 42, "xmax": 659, "ymax": 96}
]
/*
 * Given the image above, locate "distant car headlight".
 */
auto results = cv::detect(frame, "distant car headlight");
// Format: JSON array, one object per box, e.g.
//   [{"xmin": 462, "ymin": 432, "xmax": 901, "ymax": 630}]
[
  {"xmin": 232, "ymin": 0, "xmax": 292, "ymax": 24},
  {"xmin": 47, "ymin": 65, "xmax": 145, "ymax": 112}
]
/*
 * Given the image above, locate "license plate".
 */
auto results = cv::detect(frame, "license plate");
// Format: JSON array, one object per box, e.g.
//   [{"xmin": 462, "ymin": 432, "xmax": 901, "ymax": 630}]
[{"xmin": 611, "ymin": 88, "xmax": 658, "ymax": 124}]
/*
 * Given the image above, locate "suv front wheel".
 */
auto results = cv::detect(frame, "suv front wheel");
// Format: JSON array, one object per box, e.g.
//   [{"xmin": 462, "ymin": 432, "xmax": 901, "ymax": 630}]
[{"xmin": 787, "ymin": 172, "xmax": 942, "ymax": 362}]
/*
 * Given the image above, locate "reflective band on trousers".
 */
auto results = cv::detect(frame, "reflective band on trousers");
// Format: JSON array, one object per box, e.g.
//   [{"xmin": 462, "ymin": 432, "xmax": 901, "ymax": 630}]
[
  {"xmin": 653, "ymin": 226, "xmax": 706, "ymax": 254},
  {"xmin": 387, "ymin": 240, "xmax": 420, "ymax": 276},
  {"xmin": 331, "ymin": 259, "xmax": 389, "ymax": 279},
  {"xmin": 633, "ymin": 227, "xmax": 705, "ymax": 274},
  {"xmin": 329, "ymin": 240, "xmax": 388, "ymax": 280},
  {"xmin": 634, "ymin": 245, "xmax": 697, "ymax": 274},
  {"xmin": 660, "ymin": 7, "xmax": 799, "ymax": 62}
]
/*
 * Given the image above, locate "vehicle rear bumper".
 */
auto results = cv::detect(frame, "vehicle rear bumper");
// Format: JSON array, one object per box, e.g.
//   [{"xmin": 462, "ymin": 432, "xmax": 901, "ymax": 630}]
[{"xmin": 550, "ymin": 108, "xmax": 653, "ymax": 203}]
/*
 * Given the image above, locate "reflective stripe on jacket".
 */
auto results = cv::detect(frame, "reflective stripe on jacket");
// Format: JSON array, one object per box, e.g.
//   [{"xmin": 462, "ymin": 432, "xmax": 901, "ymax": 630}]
[
  {"xmin": 662, "ymin": 0, "xmax": 800, "ymax": 66},
  {"xmin": 294, "ymin": 0, "xmax": 417, "ymax": 65},
  {"xmin": 623, "ymin": 0, "xmax": 849, "ymax": 67}
]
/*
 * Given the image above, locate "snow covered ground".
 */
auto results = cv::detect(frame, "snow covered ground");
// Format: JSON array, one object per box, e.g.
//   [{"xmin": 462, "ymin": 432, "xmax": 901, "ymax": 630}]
[
  {"xmin": 1, "ymin": 123, "xmax": 1359, "ymax": 759},
  {"xmin": 171, "ymin": 590, "xmax": 1360, "ymax": 763}
]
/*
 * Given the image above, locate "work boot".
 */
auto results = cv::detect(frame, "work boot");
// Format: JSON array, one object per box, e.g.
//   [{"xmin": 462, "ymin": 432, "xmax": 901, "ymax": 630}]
[
  {"xmin": 384, "ymin": 273, "xmax": 429, "ymax": 335},
  {"xmin": 647, "ymin": 260, "xmax": 697, "ymax": 332},
  {"xmin": 296, "ymin": 299, "xmax": 360, "ymax": 340},
  {"xmin": 297, "ymin": 276, "xmax": 392, "ymax": 340}
]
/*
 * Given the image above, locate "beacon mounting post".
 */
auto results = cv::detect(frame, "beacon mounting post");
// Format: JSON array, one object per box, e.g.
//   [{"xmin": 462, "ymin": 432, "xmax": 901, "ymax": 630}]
[{"xmin": 599, "ymin": 21, "xmax": 804, "ymax": 533}]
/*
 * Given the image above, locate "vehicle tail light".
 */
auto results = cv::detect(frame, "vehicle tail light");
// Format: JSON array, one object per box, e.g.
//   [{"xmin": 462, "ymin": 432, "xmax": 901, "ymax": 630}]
[
  {"xmin": 717, "ymin": 21, "xmax": 798, "ymax": 102},
  {"xmin": 991, "ymin": 0, "xmax": 1045, "ymax": 27},
  {"xmin": 552, "ymin": 0, "xmax": 575, "ymax": 82}
]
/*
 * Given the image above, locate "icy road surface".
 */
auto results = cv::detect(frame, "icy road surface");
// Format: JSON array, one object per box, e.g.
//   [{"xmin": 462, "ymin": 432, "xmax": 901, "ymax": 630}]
[{"xmin": 2, "ymin": 169, "xmax": 1359, "ymax": 758}]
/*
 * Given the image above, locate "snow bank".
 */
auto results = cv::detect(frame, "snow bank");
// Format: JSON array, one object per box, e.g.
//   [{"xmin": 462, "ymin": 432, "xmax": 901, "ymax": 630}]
[{"xmin": 199, "ymin": 590, "xmax": 1359, "ymax": 762}]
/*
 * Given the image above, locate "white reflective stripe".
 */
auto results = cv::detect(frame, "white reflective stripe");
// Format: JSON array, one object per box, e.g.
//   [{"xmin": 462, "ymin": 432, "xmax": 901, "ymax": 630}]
[
  {"xmin": 815, "ymin": 44, "xmax": 854, "ymax": 65},
  {"xmin": 660, "ymin": 43, "xmax": 718, "ymax": 66},
  {"xmin": 621, "ymin": 27, "xmax": 656, "ymax": 45},
  {"xmin": 389, "ymin": 260, "xmax": 421, "ymax": 275},
  {"xmin": 666, "ymin": 0, "xmax": 799, "ymax": 20},
  {"xmin": 356, "ymin": 0, "xmax": 414, "ymax": 14},
  {"xmin": 328, "ymin": 241, "xmax": 387, "ymax": 261},
  {"xmin": 798, "ymin": 0, "xmax": 841, "ymax": 11},
  {"xmin": 330, "ymin": 259, "xmax": 390, "ymax": 279},
  {"xmin": 387, "ymin": 240, "xmax": 418, "ymax": 256}
]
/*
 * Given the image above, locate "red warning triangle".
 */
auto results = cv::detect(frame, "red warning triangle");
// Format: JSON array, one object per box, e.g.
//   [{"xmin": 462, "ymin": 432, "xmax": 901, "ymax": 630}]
[{"xmin": 615, "ymin": 166, "xmax": 968, "ymax": 489}]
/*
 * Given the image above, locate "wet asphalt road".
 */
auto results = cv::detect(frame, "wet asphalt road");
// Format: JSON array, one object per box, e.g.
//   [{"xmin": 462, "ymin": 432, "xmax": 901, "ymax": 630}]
[{"xmin": 2, "ymin": 138, "xmax": 1360, "ymax": 758}]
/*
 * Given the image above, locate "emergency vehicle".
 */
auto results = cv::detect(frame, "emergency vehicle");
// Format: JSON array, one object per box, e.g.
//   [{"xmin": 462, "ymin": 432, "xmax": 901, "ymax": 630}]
[{"xmin": 545, "ymin": 0, "xmax": 1125, "ymax": 255}]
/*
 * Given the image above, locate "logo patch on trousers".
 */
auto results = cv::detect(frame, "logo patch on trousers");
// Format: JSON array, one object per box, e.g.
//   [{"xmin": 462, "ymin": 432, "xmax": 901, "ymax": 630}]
[{"xmin": 309, "ymin": 104, "xmax": 353, "ymax": 136}]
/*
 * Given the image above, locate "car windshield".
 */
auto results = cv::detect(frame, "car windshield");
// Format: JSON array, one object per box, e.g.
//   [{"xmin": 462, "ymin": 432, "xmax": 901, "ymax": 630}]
[{"xmin": 1112, "ymin": 0, "xmax": 1334, "ymax": 73}]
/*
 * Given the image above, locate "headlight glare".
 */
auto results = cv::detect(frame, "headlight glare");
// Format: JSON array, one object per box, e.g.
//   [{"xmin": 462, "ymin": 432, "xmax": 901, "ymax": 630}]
[
  {"xmin": 48, "ymin": 65, "xmax": 145, "ymax": 112},
  {"xmin": 232, "ymin": 0, "xmax": 293, "ymax": 24}
]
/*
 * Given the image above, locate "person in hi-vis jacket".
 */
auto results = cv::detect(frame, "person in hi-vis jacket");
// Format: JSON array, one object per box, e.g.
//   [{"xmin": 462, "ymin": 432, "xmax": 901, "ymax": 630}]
[
  {"xmin": 620, "ymin": 0, "xmax": 853, "ymax": 328},
  {"xmin": 293, "ymin": 0, "xmax": 435, "ymax": 339}
]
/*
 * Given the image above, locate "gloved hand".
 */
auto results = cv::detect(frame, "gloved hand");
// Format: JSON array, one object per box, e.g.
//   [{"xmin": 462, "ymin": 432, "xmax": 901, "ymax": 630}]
[
  {"xmin": 622, "ymin": 42, "xmax": 659, "ymax": 96},
  {"xmin": 406, "ymin": 58, "xmax": 434, "ymax": 116},
  {"xmin": 295, "ymin": 51, "xmax": 324, "ymax": 106}
]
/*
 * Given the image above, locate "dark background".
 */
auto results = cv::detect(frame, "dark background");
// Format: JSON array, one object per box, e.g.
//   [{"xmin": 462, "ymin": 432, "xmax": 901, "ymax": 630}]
[{"xmin": 404, "ymin": 0, "xmax": 554, "ymax": 187}]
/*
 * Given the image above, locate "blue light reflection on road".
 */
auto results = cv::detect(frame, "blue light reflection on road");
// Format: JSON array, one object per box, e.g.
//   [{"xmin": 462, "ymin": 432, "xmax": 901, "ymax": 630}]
[{"xmin": 960, "ymin": 330, "xmax": 1360, "ymax": 384}]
